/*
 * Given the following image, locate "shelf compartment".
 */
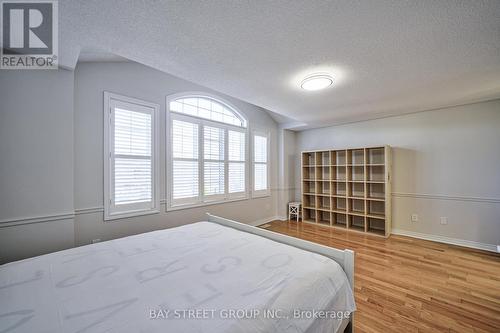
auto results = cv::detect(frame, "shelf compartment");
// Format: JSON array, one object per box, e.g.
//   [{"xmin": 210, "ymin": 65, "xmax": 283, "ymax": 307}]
[
  {"xmin": 349, "ymin": 215, "xmax": 365, "ymax": 232},
  {"xmin": 303, "ymin": 181, "xmax": 316, "ymax": 194},
  {"xmin": 368, "ymin": 217, "xmax": 385, "ymax": 235},
  {"xmin": 368, "ymin": 183, "xmax": 385, "ymax": 199},
  {"xmin": 350, "ymin": 149, "xmax": 365, "ymax": 166},
  {"xmin": 333, "ymin": 197, "xmax": 347, "ymax": 211},
  {"xmin": 319, "ymin": 151, "xmax": 330, "ymax": 166},
  {"xmin": 367, "ymin": 165, "xmax": 385, "ymax": 182},
  {"xmin": 302, "ymin": 152, "xmax": 316, "ymax": 166},
  {"xmin": 318, "ymin": 211, "xmax": 331, "ymax": 225},
  {"xmin": 329, "ymin": 151, "xmax": 336, "ymax": 165},
  {"xmin": 302, "ymin": 166, "xmax": 316, "ymax": 180},
  {"xmin": 349, "ymin": 182, "xmax": 365, "ymax": 198},
  {"xmin": 368, "ymin": 147, "xmax": 385, "ymax": 165},
  {"xmin": 334, "ymin": 150, "xmax": 347, "ymax": 166},
  {"xmin": 317, "ymin": 196, "xmax": 331, "ymax": 210},
  {"xmin": 334, "ymin": 166, "xmax": 347, "ymax": 181},
  {"xmin": 332, "ymin": 182, "xmax": 347, "ymax": 196},
  {"xmin": 317, "ymin": 181, "xmax": 330, "ymax": 195},
  {"xmin": 333, "ymin": 213, "xmax": 347, "ymax": 227},
  {"xmin": 349, "ymin": 165, "xmax": 365, "ymax": 181},
  {"xmin": 303, "ymin": 208, "xmax": 317, "ymax": 222},
  {"xmin": 367, "ymin": 200, "xmax": 385, "ymax": 217},
  {"xmin": 349, "ymin": 198, "xmax": 365, "ymax": 214},
  {"xmin": 317, "ymin": 166, "xmax": 330, "ymax": 181},
  {"xmin": 303, "ymin": 195, "xmax": 316, "ymax": 208}
]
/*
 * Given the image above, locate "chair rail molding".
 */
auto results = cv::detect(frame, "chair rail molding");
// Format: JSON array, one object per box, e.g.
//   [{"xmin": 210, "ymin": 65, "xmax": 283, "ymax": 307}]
[
  {"xmin": 392, "ymin": 192, "xmax": 500, "ymax": 204},
  {"xmin": 0, "ymin": 212, "xmax": 75, "ymax": 228},
  {"xmin": 74, "ymin": 207, "xmax": 104, "ymax": 215}
]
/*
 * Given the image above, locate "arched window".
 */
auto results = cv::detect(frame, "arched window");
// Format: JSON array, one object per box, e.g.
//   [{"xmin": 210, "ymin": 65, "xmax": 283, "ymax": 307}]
[
  {"xmin": 167, "ymin": 93, "xmax": 249, "ymax": 209},
  {"xmin": 169, "ymin": 96, "xmax": 247, "ymax": 127}
]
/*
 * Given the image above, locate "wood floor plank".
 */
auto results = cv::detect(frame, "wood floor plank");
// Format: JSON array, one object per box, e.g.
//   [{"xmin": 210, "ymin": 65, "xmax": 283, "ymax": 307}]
[{"xmin": 261, "ymin": 220, "xmax": 500, "ymax": 332}]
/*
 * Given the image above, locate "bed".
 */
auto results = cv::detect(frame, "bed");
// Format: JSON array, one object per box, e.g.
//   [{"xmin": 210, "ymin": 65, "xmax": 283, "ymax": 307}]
[{"xmin": 0, "ymin": 214, "xmax": 356, "ymax": 333}]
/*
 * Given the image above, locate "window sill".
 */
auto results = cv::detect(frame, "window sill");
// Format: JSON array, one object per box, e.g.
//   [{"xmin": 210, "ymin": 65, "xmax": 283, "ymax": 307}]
[
  {"xmin": 167, "ymin": 196, "xmax": 250, "ymax": 212},
  {"xmin": 104, "ymin": 209, "xmax": 160, "ymax": 222},
  {"xmin": 252, "ymin": 191, "xmax": 271, "ymax": 199}
]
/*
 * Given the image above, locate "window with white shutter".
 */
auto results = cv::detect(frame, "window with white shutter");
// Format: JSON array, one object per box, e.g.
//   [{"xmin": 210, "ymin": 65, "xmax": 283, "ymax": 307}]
[
  {"xmin": 167, "ymin": 94, "xmax": 248, "ymax": 210},
  {"xmin": 253, "ymin": 132, "xmax": 270, "ymax": 196},
  {"xmin": 104, "ymin": 92, "xmax": 159, "ymax": 220}
]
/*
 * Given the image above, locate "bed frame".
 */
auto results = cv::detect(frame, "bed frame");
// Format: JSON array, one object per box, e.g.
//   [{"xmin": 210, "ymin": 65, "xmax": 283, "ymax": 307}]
[{"xmin": 207, "ymin": 213, "xmax": 355, "ymax": 333}]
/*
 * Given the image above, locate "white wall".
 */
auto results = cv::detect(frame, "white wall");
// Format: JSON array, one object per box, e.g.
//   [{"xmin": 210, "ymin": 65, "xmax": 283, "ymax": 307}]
[
  {"xmin": 294, "ymin": 99, "xmax": 500, "ymax": 249},
  {"xmin": 0, "ymin": 70, "xmax": 76, "ymax": 263},
  {"xmin": 73, "ymin": 62, "xmax": 280, "ymax": 246}
]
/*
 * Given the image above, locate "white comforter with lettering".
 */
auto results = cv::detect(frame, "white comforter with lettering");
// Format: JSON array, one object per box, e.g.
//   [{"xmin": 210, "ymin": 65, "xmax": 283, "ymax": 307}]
[{"xmin": 0, "ymin": 221, "xmax": 355, "ymax": 333}]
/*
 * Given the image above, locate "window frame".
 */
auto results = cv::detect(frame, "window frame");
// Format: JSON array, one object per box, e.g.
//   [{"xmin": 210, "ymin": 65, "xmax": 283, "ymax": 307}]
[
  {"xmin": 166, "ymin": 92, "xmax": 249, "ymax": 211},
  {"xmin": 252, "ymin": 130, "xmax": 271, "ymax": 198},
  {"xmin": 103, "ymin": 92, "xmax": 160, "ymax": 221}
]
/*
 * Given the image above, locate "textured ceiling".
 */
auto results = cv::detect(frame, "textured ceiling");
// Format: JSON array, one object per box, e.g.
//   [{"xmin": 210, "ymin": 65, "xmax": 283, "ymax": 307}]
[{"xmin": 62, "ymin": 1, "xmax": 500, "ymax": 129}]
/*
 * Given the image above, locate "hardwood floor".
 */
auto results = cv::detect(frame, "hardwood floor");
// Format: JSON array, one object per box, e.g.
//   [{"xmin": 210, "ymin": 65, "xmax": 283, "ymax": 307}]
[{"xmin": 261, "ymin": 220, "xmax": 500, "ymax": 333}]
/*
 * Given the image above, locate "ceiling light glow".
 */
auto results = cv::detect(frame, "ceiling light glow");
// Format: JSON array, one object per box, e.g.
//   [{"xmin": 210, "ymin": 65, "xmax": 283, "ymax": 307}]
[{"xmin": 300, "ymin": 73, "xmax": 334, "ymax": 91}]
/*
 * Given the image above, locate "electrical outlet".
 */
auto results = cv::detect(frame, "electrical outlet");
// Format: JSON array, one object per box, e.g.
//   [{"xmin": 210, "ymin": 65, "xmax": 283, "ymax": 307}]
[
  {"xmin": 92, "ymin": 239, "xmax": 101, "ymax": 244},
  {"xmin": 440, "ymin": 217, "xmax": 448, "ymax": 225},
  {"xmin": 411, "ymin": 214, "xmax": 418, "ymax": 222}
]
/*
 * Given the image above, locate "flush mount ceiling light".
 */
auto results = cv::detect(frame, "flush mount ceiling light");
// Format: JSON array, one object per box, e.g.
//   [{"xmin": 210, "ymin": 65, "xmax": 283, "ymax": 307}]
[{"xmin": 300, "ymin": 73, "xmax": 334, "ymax": 91}]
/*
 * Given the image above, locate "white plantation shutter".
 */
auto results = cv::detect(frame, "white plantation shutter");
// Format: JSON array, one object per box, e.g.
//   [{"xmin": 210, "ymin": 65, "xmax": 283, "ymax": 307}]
[
  {"xmin": 204, "ymin": 126, "xmax": 225, "ymax": 198},
  {"xmin": 254, "ymin": 163, "xmax": 267, "ymax": 191},
  {"xmin": 104, "ymin": 93, "xmax": 159, "ymax": 220},
  {"xmin": 253, "ymin": 133, "xmax": 269, "ymax": 194},
  {"xmin": 114, "ymin": 109, "xmax": 152, "ymax": 204},
  {"xmin": 228, "ymin": 130, "xmax": 246, "ymax": 195},
  {"xmin": 172, "ymin": 120, "xmax": 199, "ymax": 203},
  {"xmin": 204, "ymin": 162, "xmax": 225, "ymax": 196},
  {"xmin": 114, "ymin": 158, "xmax": 152, "ymax": 204},
  {"xmin": 229, "ymin": 163, "xmax": 245, "ymax": 193},
  {"xmin": 173, "ymin": 161, "xmax": 198, "ymax": 198}
]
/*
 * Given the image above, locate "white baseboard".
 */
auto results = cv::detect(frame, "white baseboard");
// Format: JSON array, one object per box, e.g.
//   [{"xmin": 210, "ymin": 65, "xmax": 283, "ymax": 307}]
[
  {"xmin": 250, "ymin": 215, "xmax": 286, "ymax": 227},
  {"xmin": 392, "ymin": 229, "xmax": 498, "ymax": 253}
]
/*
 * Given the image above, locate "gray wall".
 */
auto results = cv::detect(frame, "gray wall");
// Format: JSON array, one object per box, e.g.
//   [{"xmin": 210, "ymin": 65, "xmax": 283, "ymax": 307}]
[
  {"xmin": 277, "ymin": 129, "xmax": 297, "ymax": 218},
  {"xmin": 73, "ymin": 62, "xmax": 280, "ymax": 246},
  {"xmin": 294, "ymin": 99, "xmax": 500, "ymax": 248},
  {"xmin": 0, "ymin": 70, "xmax": 76, "ymax": 262},
  {"xmin": 0, "ymin": 62, "xmax": 281, "ymax": 263}
]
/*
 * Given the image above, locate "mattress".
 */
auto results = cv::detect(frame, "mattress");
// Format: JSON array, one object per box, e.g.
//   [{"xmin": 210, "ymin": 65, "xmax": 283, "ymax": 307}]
[{"xmin": 0, "ymin": 221, "xmax": 355, "ymax": 333}]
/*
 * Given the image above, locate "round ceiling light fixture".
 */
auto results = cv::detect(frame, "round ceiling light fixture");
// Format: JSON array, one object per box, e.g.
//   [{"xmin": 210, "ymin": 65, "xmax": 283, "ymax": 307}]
[{"xmin": 300, "ymin": 73, "xmax": 334, "ymax": 91}]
